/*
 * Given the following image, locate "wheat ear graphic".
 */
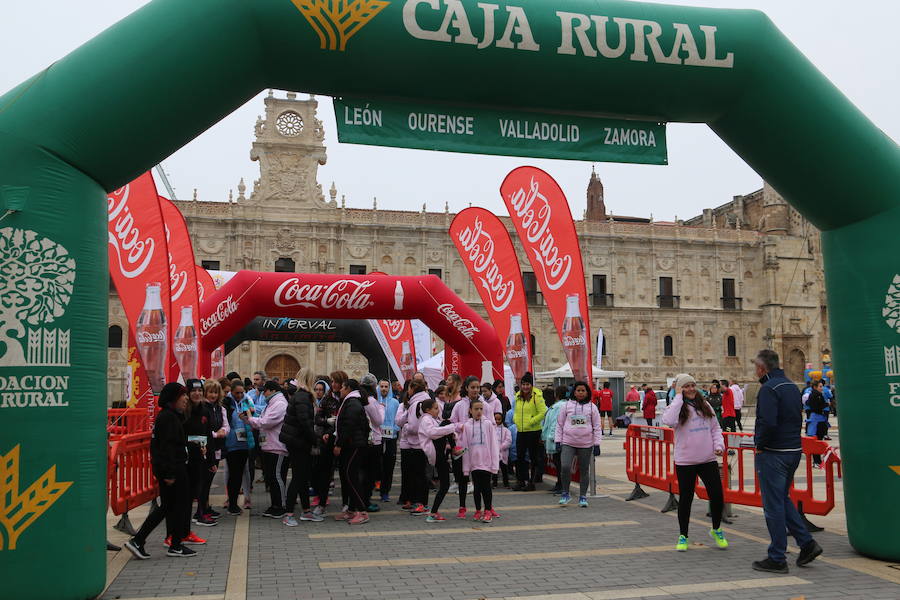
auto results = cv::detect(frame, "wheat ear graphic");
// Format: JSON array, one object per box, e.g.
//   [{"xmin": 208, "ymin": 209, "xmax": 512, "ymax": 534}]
[
  {"xmin": 0, "ymin": 445, "xmax": 72, "ymax": 550},
  {"xmin": 291, "ymin": 0, "xmax": 390, "ymax": 51}
]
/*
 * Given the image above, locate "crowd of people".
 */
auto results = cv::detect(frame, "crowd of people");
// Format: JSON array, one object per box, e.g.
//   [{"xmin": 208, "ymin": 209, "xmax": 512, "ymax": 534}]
[{"xmin": 123, "ymin": 348, "xmax": 824, "ymax": 575}]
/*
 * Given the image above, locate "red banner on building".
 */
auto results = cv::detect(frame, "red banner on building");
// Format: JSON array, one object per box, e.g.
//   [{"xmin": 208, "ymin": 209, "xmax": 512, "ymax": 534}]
[
  {"xmin": 196, "ymin": 265, "xmax": 225, "ymax": 378},
  {"xmin": 158, "ymin": 197, "xmax": 201, "ymax": 381},
  {"xmin": 107, "ymin": 172, "xmax": 172, "ymax": 394},
  {"xmin": 500, "ymin": 166, "xmax": 593, "ymax": 383},
  {"xmin": 450, "ymin": 207, "xmax": 532, "ymax": 382}
]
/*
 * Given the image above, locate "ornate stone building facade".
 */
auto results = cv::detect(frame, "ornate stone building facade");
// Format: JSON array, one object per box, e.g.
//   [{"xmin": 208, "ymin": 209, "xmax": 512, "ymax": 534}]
[{"xmin": 106, "ymin": 92, "xmax": 830, "ymax": 399}]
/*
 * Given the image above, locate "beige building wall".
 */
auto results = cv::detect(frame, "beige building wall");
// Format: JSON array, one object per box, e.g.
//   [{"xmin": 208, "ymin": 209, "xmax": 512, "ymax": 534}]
[{"xmin": 106, "ymin": 93, "xmax": 830, "ymax": 401}]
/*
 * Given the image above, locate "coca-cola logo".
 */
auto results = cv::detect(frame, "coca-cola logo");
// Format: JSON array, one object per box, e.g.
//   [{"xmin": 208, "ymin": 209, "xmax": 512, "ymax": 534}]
[
  {"xmin": 563, "ymin": 334, "xmax": 586, "ymax": 347},
  {"xmin": 275, "ymin": 278, "xmax": 376, "ymax": 310},
  {"xmin": 136, "ymin": 330, "xmax": 165, "ymax": 344},
  {"xmin": 507, "ymin": 176, "xmax": 573, "ymax": 291},
  {"xmin": 200, "ymin": 295, "xmax": 239, "ymax": 336},
  {"xmin": 456, "ymin": 216, "xmax": 515, "ymax": 312},
  {"xmin": 506, "ymin": 347, "xmax": 528, "ymax": 359},
  {"xmin": 163, "ymin": 224, "xmax": 189, "ymax": 302},
  {"xmin": 107, "ymin": 185, "xmax": 156, "ymax": 279},
  {"xmin": 174, "ymin": 342, "xmax": 196, "ymax": 352},
  {"xmin": 437, "ymin": 303, "xmax": 480, "ymax": 339},
  {"xmin": 382, "ymin": 319, "xmax": 406, "ymax": 341}
]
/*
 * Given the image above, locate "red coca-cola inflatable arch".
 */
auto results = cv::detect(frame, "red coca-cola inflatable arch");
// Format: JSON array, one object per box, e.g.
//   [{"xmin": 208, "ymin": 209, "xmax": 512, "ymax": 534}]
[{"xmin": 199, "ymin": 271, "xmax": 502, "ymax": 379}]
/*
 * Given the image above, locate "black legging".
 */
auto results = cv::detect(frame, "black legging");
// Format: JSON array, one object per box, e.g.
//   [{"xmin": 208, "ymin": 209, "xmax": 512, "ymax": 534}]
[
  {"xmin": 341, "ymin": 447, "xmax": 367, "ymax": 512},
  {"xmin": 380, "ymin": 438, "xmax": 397, "ymax": 496},
  {"xmin": 198, "ymin": 459, "xmax": 219, "ymax": 517},
  {"xmin": 430, "ymin": 445, "xmax": 451, "ymax": 515},
  {"xmin": 408, "ymin": 448, "xmax": 429, "ymax": 507},
  {"xmin": 363, "ymin": 443, "xmax": 382, "ymax": 507},
  {"xmin": 675, "ymin": 461, "xmax": 724, "ymax": 537},
  {"xmin": 186, "ymin": 446, "xmax": 205, "ymax": 523},
  {"xmin": 453, "ymin": 457, "xmax": 469, "ymax": 508},
  {"xmin": 134, "ymin": 467, "xmax": 189, "ymax": 547},
  {"xmin": 313, "ymin": 447, "xmax": 334, "ymax": 507},
  {"xmin": 261, "ymin": 451, "xmax": 288, "ymax": 510},
  {"xmin": 515, "ymin": 430, "xmax": 542, "ymax": 484},
  {"xmin": 225, "ymin": 450, "xmax": 249, "ymax": 510},
  {"xmin": 285, "ymin": 447, "xmax": 313, "ymax": 513},
  {"xmin": 471, "ymin": 469, "xmax": 493, "ymax": 511},
  {"xmin": 398, "ymin": 448, "xmax": 412, "ymax": 504},
  {"xmin": 734, "ymin": 409, "xmax": 743, "ymax": 431}
]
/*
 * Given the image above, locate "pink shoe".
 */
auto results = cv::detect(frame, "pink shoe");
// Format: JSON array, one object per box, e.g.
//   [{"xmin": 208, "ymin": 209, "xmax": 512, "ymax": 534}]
[
  {"xmin": 456, "ymin": 507, "xmax": 467, "ymax": 519},
  {"xmin": 243, "ymin": 500, "xmax": 251, "ymax": 510},
  {"xmin": 482, "ymin": 514, "xmax": 492, "ymax": 523},
  {"xmin": 348, "ymin": 512, "xmax": 369, "ymax": 525},
  {"xmin": 334, "ymin": 510, "xmax": 351, "ymax": 521},
  {"xmin": 473, "ymin": 510, "xmax": 482, "ymax": 521},
  {"xmin": 489, "ymin": 509, "xmax": 501, "ymax": 518}
]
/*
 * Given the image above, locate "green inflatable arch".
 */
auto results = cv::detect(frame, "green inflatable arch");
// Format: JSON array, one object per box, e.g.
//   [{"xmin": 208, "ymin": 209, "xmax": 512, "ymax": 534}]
[{"xmin": 1, "ymin": 0, "xmax": 898, "ymax": 596}]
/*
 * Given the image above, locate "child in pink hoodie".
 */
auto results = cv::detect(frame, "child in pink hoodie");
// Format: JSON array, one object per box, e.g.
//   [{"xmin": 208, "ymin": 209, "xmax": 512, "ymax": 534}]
[
  {"xmin": 457, "ymin": 397, "xmax": 499, "ymax": 523},
  {"xmin": 554, "ymin": 381, "xmax": 602, "ymax": 507},
  {"xmin": 661, "ymin": 373, "xmax": 728, "ymax": 552},
  {"xmin": 418, "ymin": 399, "xmax": 458, "ymax": 522}
]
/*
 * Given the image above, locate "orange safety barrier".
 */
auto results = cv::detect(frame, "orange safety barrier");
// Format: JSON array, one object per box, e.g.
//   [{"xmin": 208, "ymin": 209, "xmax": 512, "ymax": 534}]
[
  {"xmin": 108, "ymin": 431, "xmax": 157, "ymax": 516},
  {"xmin": 624, "ymin": 425, "xmax": 841, "ymax": 516},
  {"xmin": 107, "ymin": 407, "xmax": 155, "ymax": 438}
]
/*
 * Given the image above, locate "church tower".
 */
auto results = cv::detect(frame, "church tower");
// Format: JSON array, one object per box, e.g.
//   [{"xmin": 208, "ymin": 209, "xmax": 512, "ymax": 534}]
[
  {"xmin": 585, "ymin": 166, "xmax": 607, "ymax": 221},
  {"xmin": 248, "ymin": 91, "xmax": 328, "ymax": 208}
]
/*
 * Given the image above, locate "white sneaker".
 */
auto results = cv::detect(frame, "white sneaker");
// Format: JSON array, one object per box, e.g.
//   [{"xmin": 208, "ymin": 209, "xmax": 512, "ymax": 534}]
[{"xmin": 448, "ymin": 483, "xmax": 459, "ymax": 493}]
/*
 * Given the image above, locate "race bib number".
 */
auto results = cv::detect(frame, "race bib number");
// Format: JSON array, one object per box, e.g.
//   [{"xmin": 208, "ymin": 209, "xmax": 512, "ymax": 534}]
[
  {"xmin": 215, "ymin": 449, "xmax": 222, "ymax": 460},
  {"xmin": 259, "ymin": 432, "xmax": 267, "ymax": 444},
  {"xmin": 236, "ymin": 429, "xmax": 247, "ymax": 442},
  {"xmin": 187, "ymin": 435, "xmax": 207, "ymax": 446},
  {"xmin": 570, "ymin": 415, "xmax": 588, "ymax": 428},
  {"xmin": 381, "ymin": 427, "xmax": 396, "ymax": 439}
]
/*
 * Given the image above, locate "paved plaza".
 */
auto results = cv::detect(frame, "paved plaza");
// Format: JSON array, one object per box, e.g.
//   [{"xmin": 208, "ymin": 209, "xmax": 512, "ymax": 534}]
[{"xmin": 102, "ymin": 425, "xmax": 900, "ymax": 600}]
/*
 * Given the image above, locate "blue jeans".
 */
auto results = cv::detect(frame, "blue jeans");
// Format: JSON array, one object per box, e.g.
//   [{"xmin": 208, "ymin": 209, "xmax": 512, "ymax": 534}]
[{"xmin": 755, "ymin": 451, "xmax": 813, "ymax": 563}]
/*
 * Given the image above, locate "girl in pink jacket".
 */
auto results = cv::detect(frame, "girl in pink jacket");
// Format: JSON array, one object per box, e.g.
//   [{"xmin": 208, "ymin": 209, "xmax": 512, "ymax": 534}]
[
  {"xmin": 661, "ymin": 373, "xmax": 728, "ymax": 552},
  {"xmin": 418, "ymin": 399, "xmax": 458, "ymax": 522},
  {"xmin": 554, "ymin": 381, "xmax": 602, "ymax": 507},
  {"xmin": 395, "ymin": 381, "xmax": 431, "ymax": 515},
  {"xmin": 457, "ymin": 398, "xmax": 499, "ymax": 523}
]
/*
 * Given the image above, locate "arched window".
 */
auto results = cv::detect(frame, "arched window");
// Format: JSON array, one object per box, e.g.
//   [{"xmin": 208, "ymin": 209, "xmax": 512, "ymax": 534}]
[
  {"xmin": 727, "ymin": 335, "xmax": 737, "ymax": 357},
  {"xmin": 663, "ymin": 335, "xmax": 674, "ymax": 357},
  {"xmin": 108, "ymin": 325, "xmax": 123, "ymax": 348},
  {"xmin": 274, "ymin": 257, "xmax": 295, "ymax": 272}
]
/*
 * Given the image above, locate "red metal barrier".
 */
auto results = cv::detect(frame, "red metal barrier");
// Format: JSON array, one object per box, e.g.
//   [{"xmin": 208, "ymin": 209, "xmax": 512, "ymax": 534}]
[
  {"xmin": 106, "ymin": 408, "xmax": 154, "ymax": 438},
  {"xmin": 624, "ymin": 425, "xmax": 841, "ymax": 516},
  {"xmin": 108, "ymin": 431, "xmax": 156, "ymax": 516}
]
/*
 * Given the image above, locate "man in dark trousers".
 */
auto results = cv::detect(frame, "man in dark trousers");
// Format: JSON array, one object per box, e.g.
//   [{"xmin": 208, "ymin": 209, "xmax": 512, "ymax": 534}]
[
  {"xmin": 124, "ymin": 383, "xmax": 197, "ymax": 559},
  {"xmin": 751, "ymin": 349, "xmax": 822, "ymax": 573}
]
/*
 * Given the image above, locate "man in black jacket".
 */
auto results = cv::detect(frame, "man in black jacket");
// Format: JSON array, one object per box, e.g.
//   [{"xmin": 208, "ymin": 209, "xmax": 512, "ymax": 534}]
[
  {"xmin": 752, "ymin": 349, "xmax": 822, "ymax": 574},
  {"xmin": 125, "ymin": 383, "xmax": 196, "ymax": 559}
]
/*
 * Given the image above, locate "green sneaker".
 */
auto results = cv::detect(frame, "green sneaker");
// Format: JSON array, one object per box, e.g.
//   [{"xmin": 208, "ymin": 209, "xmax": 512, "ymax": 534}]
[
  {"xmin": 676, "ymin": 535, "xmax": 689, "ymax": 551},
  {"xmin": 709, "ymin": 528, "xmax": 729, "ymax": 549}
]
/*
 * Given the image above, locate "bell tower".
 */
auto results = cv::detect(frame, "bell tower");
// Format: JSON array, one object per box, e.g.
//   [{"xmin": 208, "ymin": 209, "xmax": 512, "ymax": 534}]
[
  {"xmin": 248, "ymin": 90, "xmax": 328, "ymax": 207},
  {"xmin": 585, "ymin": 166, "xmax": 607, "ymax": 221}
]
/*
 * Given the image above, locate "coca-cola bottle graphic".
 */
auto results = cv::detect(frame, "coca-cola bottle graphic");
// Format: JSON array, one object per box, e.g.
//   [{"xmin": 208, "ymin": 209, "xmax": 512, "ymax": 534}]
[
  {"xmin": 173, "ymin": 306, "xmax": 198, "ymax": 381},
  {"xmin": 562, "ymin": 294, "xmax": 589, "ymax": 382},
  {"xmin": 399, "ymin": 340, "xmax": 415, "ymax": 381},
  {"xmin": 135, "ymin": 282, "xmax": 167, "ymax": 394},
  {"xmin": 210, "ymin": 345, "xmax": 225, "ymax": 379},
  {"xmin": 394, "ymin": 281, "xmax": 404, "ymax": 310},
  {"xmin": 505, "ymin": 313, "xmax": 529, "ymax": 382}
]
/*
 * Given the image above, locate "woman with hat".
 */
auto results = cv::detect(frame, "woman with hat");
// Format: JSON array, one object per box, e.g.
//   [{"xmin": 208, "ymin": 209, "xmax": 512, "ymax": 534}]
[
  {"xmin": 661, "ymin": 373, "xmax": 728, "ymax": 552},
  {"xmin": 124, "ymin": 383, "xmax": 197, "ymax": 559}
]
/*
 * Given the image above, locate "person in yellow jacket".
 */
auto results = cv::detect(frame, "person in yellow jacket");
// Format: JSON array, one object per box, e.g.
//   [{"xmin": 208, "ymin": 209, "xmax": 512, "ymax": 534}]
[{"xmin": 512, "ymin": 372, "xmax": 546, "ymax": 491}]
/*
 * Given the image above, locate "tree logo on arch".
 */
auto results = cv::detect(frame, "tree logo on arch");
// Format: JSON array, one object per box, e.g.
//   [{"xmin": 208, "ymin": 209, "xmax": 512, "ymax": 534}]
[{"xmin": 290, "ymin": 0, "xmax": 390, "ymax": 52}]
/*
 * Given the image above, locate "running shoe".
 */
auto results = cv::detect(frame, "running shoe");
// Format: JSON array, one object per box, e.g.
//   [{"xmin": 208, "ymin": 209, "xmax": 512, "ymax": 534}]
[
  {"xmin": 381, "ymin": 494, "xmax": 390, "ymax": 503},
  {"xmin": 367, "ymin": 503, "xmax": 381, "ymax": 512},
  {"xmin": 482, "ymin": 514, "xmax": 492, "ymax": 524},
  {"xmin": 473, "ymin": 510, "xmax": 482, "ymax": 521},
  {"xmin": 425, "ymin": 513, "xmax": 446, "ymax": 523},
  {"xmin": 333, "ymin": 510, "xmax": 351, "ymax": 521},
  {"xmin": 401, "ymin": 501, "xmax": 413, "ymax": 511},
  {"xmin": 559, "ymin": 493, "xmax": 571, "ymax": 505},
  {"xmin": 124, "ymin": 539, "xmax": 150, "ymax": 560},
  {"xmin": 207, "ymin": 508, "xmax": 221, "ymax": 519},
  {"xmin": 166, "ymin": 545, "xmax": 197, "ymax": 558},
  {"xmin": 300, "ymin": 510, "xmax": 324, "ymax": 522},
  {"xmin": 348, "ymin": 511, "xmax": 370, "ymax": 525},
  {"xmin": 709, "ymin": 528, "xmax": 729, "ymax": 549},
  {"xmin": 456, "ymin": 507, "xmax": 467, "ymax": 519},
  {"xmin": 410, "ymin": 504, "xmax": 428, "ymax": 515},
  {"xmin": 579, "ymin": 496, "xmax": 588, "ymax": 508},
  {"xmin": 227, "ymin": 506, "xmax": 242, "ymax": 516},
  {"xmin": 488, "ymin": 508, "xmax": 501, "ymax": 519},
  {"xmin": 676, "ymin": 535, "xmax": 689, "ymax": 551},
  {"xmin": 243, "ymin": 500, "xmax": 252, "ymax": 510},
  {"xmin": 182, "ymin": 532, "xmax": 207, "ymax": 545},
  {"xmin": 312, "ymin": 506, "xmax": 326, "ymax": 517},
  {"xmin": 282, "ymin": 514, "xmax": 299, "ymax": 527},
  {"xmin": 192, "ymin": 514, "xmax": 217, "ymax": 527},
  {"xmin": 262, "ymin": 507, "xmax": 286, "ymax": 519}
]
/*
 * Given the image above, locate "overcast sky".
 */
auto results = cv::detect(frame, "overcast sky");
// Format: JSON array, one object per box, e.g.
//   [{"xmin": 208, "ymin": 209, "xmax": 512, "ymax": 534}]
[{"xmin": 3, "ymin": 1, "xmax": 898, "ymax": 220}]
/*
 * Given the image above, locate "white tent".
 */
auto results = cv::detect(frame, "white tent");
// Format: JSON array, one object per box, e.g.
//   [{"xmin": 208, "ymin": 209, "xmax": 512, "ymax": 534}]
[
  {"xmin": 418, "ymin": 350, "xmax": 516, "ymax": 392},
  {"xmin": 535, "ymin": 363, "xmax": 626, "ymax": 380}
]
